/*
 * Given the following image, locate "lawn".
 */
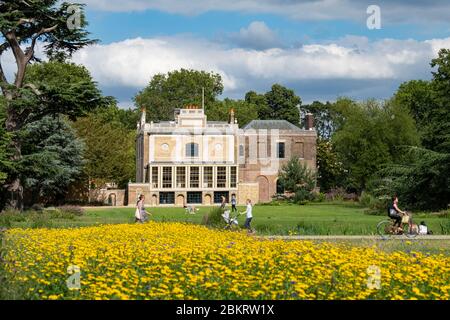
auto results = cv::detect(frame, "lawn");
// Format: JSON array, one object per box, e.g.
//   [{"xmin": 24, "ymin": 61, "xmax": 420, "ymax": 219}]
[{"xmin": 13, "ymin": 202, "xmax": 448, "ymax": 236}]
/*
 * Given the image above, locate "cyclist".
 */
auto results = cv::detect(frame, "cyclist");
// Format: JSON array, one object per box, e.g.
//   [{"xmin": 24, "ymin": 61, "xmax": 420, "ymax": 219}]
[{"xmin": 388, "ymin": 195, "xmax": 407, "ymax": 231}]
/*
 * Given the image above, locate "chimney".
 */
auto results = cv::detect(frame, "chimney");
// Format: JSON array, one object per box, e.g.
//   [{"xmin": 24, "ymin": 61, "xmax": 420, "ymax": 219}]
[
  {"xmin": 229, "ymin": 108, "xmax": 235, "ymax": 124},
  {"xmin": 305, "ymin": 113, "xmax": 314, "ymax": 130}
]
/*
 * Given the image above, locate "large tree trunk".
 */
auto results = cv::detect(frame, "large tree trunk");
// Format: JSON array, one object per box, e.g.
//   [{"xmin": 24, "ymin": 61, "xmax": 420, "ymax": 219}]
[{"xmin": 4, "ymin": 97, "xmax": 24, "ymax": 211}]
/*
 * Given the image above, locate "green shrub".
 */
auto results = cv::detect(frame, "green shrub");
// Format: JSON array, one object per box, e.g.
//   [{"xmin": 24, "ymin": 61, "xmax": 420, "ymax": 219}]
[
  {"xmin": 312, "ymin": 192, "xmax": 326, "ymax": 202},
  {"xmin": 29, "ymin": 213, "xmax": 53, "ymax": 229},
  {"xmin": 440, "ymin": 220, "xmax": 450, "ymax": 235},
  {"xmin": 293, "ymin": 189, "xmax": 313, "ymax": 204},
  {"xmin": 202, "ymin": 207, "xmax": 225, "ymax": 227},
  {"xmin": 57, "ymin": 205, "xmax": 85, "ymax": 216}
]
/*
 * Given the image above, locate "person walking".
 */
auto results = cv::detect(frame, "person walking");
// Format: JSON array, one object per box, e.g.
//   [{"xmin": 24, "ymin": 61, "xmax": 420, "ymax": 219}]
[
  {"xmin": 135, "ymin": 195, "xmax": 149, "ymax": 223},
  {"xmin": 242, "ymin": 199, "xmax": 254, "ymax": 233},
  {"xmin": 231, "ymin": 194, "xmax": 237, "ymax": 213},
  {"xmin": 220, "ymin": 195, "xmax": 227, "ymax": 210}
]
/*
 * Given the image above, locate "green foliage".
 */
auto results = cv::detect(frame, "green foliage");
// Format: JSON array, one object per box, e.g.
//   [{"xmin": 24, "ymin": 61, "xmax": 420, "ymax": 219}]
[
  {"xmin": 316, "ymin": 139, "xmax": 345, "ymax": 192},
  {"xmin": 202, "ymin": 207, "xmax": 225, "ymax": 227},
  {"xmin": 23, "ymin": 61, "xmax": 112, "ymax": 121},
  {"xmin": 72, "ymin": 105, "xmax": 136, "ymax": 188},
  {"xmin": 302, "ymin": 100, "xmax": 342, "ymax": 140},
  {"xmin": 244, "ymin": 84, "xmax": 302, "ymax": 125},
  {"xmin": 206, "ymin": 98, "xmax": 259, "ymax": 127},
  {"xmin": 245, "ymin": 90, "xmax": 272, "ymax": 120},
  {"xmin": 135, "ymin": 69, "xmax": 223, "ymax": 121},
  {"xmin": 373, "ymin": 147, "xmax": 450, "ymax": 210},
  {"xmin": 19, "ymin": 116, "xmax": 84, "ymax": 205},
  {"xmin": 265, "ymin": 84, "xmax": 301, "ymax": 125},
  {"xmin": 332, "ymin": 99, "xmax": 420, "ymax": 192},
  {"xmin": 0, "ymin": 99, "xmax": 12, "ymax": 184},
  {"xmin": 278, "ymin": 156, "xmax": 316, "ymax": 203},
  {"xmin": 0, "ymin": 1, "xmax": 96, "ymax": 60}
]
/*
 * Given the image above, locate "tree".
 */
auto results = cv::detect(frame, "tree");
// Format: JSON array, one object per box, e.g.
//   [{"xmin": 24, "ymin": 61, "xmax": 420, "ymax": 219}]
[
  {"xmin": 302, "ymin": 101, "xmax": 343, "ymax": 140},
  {"xmin": 429, "ymin": 49, "xmax": 450, "ymax": 154},
  {"xmin": 375, "ymin": 49, "xmax": 450, "ymax": 210},
  {"xmin": 244, "ymin": 91, "xmax": 271, "ymax": 120},
  {"xmin": 265, "ymin": 84, "xmax": 301, "ymax": 125},
  {"xmin": 19, "ymin": 116, "xmax": 84, "ymax": 206},
  {"xmin": 278, "ymin": 156, "xmax": 316, "ymax": 202},
  {"xmin": 206, "ymin": 98, "xmax": 259, "ymax": 127},
  {"xmin": 316, "ymin": 139, "xmax": 345, "ymax": 192},
  {"xmin": 0, "ymin": 98, "xmax": 11, "ymax": 184},
  {"xmin": 72, "ymin": 105, "xmax": 136, "ymax": 190},
  {"xmin": 135, "ymin": 69, "xmax": 223, "ymax": 122},
  {"xmin": 0, "ymin": 1, "xmax": 103, "ymax": 209},
  {"xmin": 393, "ymin": 80, "xmax": 434, "ymax": 141},
  {"xmin": 332, "ymin": 99, "xmax": 420, "ymax": 192}
]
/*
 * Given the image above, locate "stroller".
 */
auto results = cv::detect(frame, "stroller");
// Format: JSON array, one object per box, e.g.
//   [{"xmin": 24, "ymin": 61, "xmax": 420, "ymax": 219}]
[
  {"xmin": 184, "ymin": 205, "xmax": 198, "ymax": 215},
  {"xmin": 222, "ymin": 209, "xmax": 240, "ymax": 230}
]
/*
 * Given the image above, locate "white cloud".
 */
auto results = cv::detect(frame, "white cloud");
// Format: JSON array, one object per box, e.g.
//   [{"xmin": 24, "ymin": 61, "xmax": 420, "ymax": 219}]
[
  {"xmin": 3, "ymin": 34, "xmax": 450, "ymax": 103},
  {"xmin": 72, "ymin": 35, "xmax": 450, "ymax": 96},
  {"xmin": 228, "ymin": 21, "xmax": 281, "ymax": 50}
]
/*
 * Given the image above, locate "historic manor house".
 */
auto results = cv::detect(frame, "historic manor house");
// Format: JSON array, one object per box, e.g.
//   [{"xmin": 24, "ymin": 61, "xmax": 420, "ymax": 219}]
[{"xmin": 128, "ymin": 105, "xmax": 317, "ymax": 206}]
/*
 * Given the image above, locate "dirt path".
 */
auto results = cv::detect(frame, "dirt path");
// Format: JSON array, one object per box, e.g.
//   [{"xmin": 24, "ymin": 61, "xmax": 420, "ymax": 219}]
[{"xmin": 261, "ymin": 235, "xmax": 450, "ymax": 240}]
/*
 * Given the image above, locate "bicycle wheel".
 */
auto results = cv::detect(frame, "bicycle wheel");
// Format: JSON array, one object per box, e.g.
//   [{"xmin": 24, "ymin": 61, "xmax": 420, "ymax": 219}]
[
  {"xmin": 377, "ymin": 220, "xmax": 393, "ymax": 240},
  {"xmin": 404, "ymin": 224, "xmax": 419, "ymax": 239}
]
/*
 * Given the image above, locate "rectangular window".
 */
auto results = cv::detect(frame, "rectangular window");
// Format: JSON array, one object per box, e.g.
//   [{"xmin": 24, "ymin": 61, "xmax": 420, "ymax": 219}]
[
  {"xmin": 176, "ymin": 167, "xmax": 186, "ymax": 188},
  {"xmin": 159, "ymin": 192, "xmax": 175, "ymax": 204},
  {"xmin": 230, "ymin": 167, "xmax": 237, "ymax": 188},
  {"xmin": 203, "ymin": 166, "xmax": 213, "ymax": 188},
  {"xmin": 277, "ymin": 142, "xmax": 285, "ymax": 159},
  {"xmin": 214, "ymin": 191, "xmax": 229, "ymax": 204},
  {"xmin": 186, "ymin": 143, "xmax": 199, "ymax": 157},
  {"xmin": 151, "ymin": 167, "xmax": 159, "ymax": 188},
  {"xmin": 187, "ymin": 192, "xmax": 202, "ymax": 204},
  {"xmin": 162, "ymin": 167, "xmax": 172, "ymax": 188},
  {"xmin": 239, "ymin": 145, "xmax": 244, "ymax": 157},
  {"xmin": 189, "ymin": 167, "xmax": 200, "ymax": 188},
  {"xmin": 216, "ymin": 166, "xmax": 227, "ymax": 188}
]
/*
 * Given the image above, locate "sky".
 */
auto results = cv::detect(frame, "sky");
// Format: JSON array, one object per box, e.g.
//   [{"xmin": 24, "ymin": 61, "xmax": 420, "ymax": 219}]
[{"xmin": 18, "ymin": 0, "xmax": 450, "ymax": 108}]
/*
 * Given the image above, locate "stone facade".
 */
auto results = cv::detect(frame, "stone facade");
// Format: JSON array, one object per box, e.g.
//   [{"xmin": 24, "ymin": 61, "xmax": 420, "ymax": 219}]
[{"xmin": 128, "ymin": 106, "xmax": 317, "ymax": 206}]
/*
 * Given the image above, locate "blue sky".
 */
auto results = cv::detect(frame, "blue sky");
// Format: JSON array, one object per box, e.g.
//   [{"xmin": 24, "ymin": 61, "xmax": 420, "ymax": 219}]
[{"xmin": 68, "ymin": 1, "xmax": 450, "ymax": 107}]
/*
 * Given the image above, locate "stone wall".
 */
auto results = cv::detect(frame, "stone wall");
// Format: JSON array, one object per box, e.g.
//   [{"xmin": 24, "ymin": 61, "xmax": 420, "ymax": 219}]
[{"xmin": 237, "ymin": 182, "xmax": 259, "ymax": 205}]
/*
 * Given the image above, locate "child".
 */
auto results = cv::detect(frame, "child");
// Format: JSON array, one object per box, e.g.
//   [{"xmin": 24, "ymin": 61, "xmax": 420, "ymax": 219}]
[{"xmin": 419, "ymin": 221, "xmax": 428, "ymax": 235}]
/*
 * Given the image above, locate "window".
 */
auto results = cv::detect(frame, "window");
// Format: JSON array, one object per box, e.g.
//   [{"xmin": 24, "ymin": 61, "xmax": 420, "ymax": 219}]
[
  {"xmin": 151, "ymin": 167, "xmax": 159, "ymax": 188},
  {"xmin": 230, "ymin": 167, "xmax": 237, "ymax": 188},
  {"xmin": 203, "ymin": 166, "xmax": 213, "ymax": 188},
  {"xmin": 162, "ymin": 167, "xmax": 172, "ymax": 188},
  {"xmin": 159, "ymin": 192, "xmax": 175, "ymax": 204},
  {"xmin": 176, "ymin": 167, "xmax": 186, "ymax": 188},
  {"xmin": 186, "ymin": 143, "xmax": 199, "ymax": 157},
  {"xmin": 276, "ymin": 179, "xmax": 285, "ymax": 194},
  {"xmin": 214, "ymin": 191, "xmax": 229, "ymax": 204},
  {"xmin": 187, "ymin": 192, "xmax": 202, "ymax": 204},
  {"xmin": 216, "ymin": 166, "xmax": 227, "ymax": 188},
  {"xmin": 277, "ymin": 142, "xmax": 285, "ymax": 159},
  {"xmin": 189, "ymin": 167, "xmax": 200, "ymax": 188},
  {"xmin": 239, "ymin": 145, "xmax": 244, "ymax": 157}
]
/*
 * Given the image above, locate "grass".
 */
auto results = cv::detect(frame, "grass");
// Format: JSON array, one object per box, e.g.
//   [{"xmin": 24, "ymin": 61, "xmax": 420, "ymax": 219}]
[{"xmin": 3, "ymin": 202, "xmax": 449, "ymax": 236}]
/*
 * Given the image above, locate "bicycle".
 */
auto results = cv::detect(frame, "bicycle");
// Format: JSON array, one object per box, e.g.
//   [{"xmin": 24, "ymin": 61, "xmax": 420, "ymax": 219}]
[{"xmin": 376, "ymin": 212, "xmax": 419, "ymax": 240}]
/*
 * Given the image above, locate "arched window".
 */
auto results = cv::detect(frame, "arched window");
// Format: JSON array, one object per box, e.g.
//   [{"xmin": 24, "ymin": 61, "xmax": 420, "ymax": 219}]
[
  {"xmin": 276, "ymin": 179, "xmax": 285, "ymax": 194},
  {"xmin": 186, "ymin": 143, "xmax": 199, "ymax": 157}
]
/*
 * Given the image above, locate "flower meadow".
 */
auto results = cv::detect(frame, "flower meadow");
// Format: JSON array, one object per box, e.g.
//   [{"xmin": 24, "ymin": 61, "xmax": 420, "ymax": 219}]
[{"xmin": 1, "ymin": 222, "xmax": 449, "ymax": 300}]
